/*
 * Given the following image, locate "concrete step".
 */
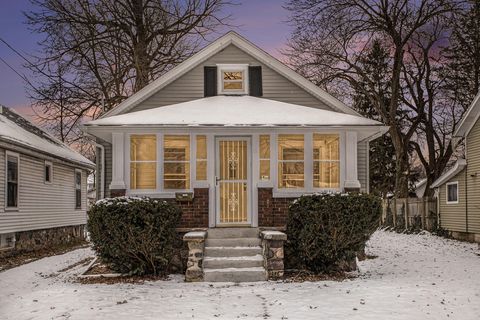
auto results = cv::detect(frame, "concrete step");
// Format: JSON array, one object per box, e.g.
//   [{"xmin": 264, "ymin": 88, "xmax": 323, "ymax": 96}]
[
  {"xmin": 205, "ymin": 246, "xmax": 262, "ymax": 257},
  {"xmin": 205, "ymin": 237, "xmax": 261, "ymax": 248},
  {"xmin": 204, "ymin": 267, "xmax": 267, "ymax": 282},
  {"xmin": 203, "ymin": 254, "xmax": 264, "ymax": 269},
  {"xmin": 207, "ymin": 228, "xmax": 259, "ymax": 239}
]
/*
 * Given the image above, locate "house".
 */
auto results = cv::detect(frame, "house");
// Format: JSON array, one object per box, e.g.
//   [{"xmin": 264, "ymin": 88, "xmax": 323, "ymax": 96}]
[
  {"xmin": 0, "ymin": 106, "xmax": 95, "ymax": 255},
  {"xmin": 83, "ymin": 31, "xmax": 387, "ymax": 281},
  {"xmin": 431, "ymin": 94, "xmax": 480, "ymax": 243}
]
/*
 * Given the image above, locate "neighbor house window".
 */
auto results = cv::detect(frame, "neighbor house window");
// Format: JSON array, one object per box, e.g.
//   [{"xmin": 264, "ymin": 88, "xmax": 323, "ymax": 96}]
[
  {"xmin": 75, "ymin": 170, "xmax": 82, "ymax": 209},
  {"xmin": 45, "ymin": 161, "xmax": 53, "ymax": 183},
  {"xmin": 313, "ymin": 134, "xmax": 340, "ymax": 189},
  {"xmin": 196, "ymin": 135, "xmax": 207, "ymax": 180},
  {"xmin": 164, "ymin": 135, "xmax": 190, "ymax": 189},
  {"xmin": 278, "ymin": 134, "xmax": 304, "ymax": 188},
  {"xmin": 130, "ymin": 135, "xmax": 157, "ymax": 189},
  {"xmin": 446, "ymin": 182, "xmax": 458, "ymax": 204},
  {"xmin": 218, "ymin": 64, "xmax": 248, "ymax": 94},
  {"xmin": 6, "ymin": 152, "xmax": 19, "ymax": 208},
  {"xmin": 259, "ymin": 135, "xmax": 270, "ymax": 180}
]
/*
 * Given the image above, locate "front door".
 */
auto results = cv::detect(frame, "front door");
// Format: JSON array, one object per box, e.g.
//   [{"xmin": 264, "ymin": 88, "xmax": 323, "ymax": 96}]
[{"xmin": 215, "ymin": 137, "xmax": 251, "ymax": 225}]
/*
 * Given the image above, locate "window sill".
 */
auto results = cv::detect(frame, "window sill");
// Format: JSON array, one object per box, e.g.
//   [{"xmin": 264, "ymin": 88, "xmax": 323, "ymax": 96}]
[
  {"xmin": 273, "ymin": 188, "xmax": 342, "ymax": 198},
  {"xmin": 4, "ymin": 207, "xmax": 19, "ymax": 212},
  {"xmin": 446, "ymin": 201, "xmax": 459, "ymax": 205},
  {"xmin": 127, "ymin": 190, "xmax": 194, "ymax": 199}
]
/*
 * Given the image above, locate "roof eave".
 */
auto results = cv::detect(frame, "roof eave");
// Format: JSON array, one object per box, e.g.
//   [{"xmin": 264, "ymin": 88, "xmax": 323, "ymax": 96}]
[{"xmin": 430, "ymin": 159, "xmax": 467, "ymax": 188}]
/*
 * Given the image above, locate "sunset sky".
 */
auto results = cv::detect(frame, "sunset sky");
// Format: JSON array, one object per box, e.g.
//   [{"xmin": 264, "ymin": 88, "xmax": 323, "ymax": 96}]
[{"xmin": 0, "ymin": 0, "xmax": 291, "ymax": 119}]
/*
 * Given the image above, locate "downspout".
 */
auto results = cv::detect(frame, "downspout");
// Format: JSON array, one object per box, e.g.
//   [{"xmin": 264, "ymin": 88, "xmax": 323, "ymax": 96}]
[
  {"xmin": 465, "ymin": 166, "xmax": 468, "ymax": 233},
  {"xmin": 95, "ymin": 143, "xmax": 105, "ymax": 199}
]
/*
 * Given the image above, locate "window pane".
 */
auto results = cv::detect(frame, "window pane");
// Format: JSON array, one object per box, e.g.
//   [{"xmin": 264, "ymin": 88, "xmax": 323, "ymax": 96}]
[
  {"xmin": 314, "ymin": 162, "xmax": 340, "ymax": 188},
  {"xmin": 164, "ymin": 163, "xmax": 190, "ymax": 189},
  {"xmin": 224, "ymin": 81, "xmax": 243, "ymax": 90},
  {"xmin": 164, "ymin": 135, "xmax": 190, "ymax": 161},
  {"xmin": 130, "ymin": 163, "xmax": 156, "ymax": 189},
  {"xmin": 7, "ymin": 156, "xmax": 18, "ymax": 182},
  {"xmin": 259, "ymin": 135, "xmax": 270, "ymax": 159},
  {"xmin": 75, "ymin": 172, "xmax": 82, "ymax": 189},
  {"xmin": 45, "ymin": 165, "xmax": 51, "ymax": 182},
  {"xmin": 7, "ymin": 182, "xmax": 17, "ymax": 207},
  {"xmin": 76, "ymin": 190, "xmax": 81, "ymax": 208},
  {"xmin": 313, "ymin": 134, "xmax": 339, "ymax": 160},
  {"xmin": 131, "ymin": 135, "xmax": 156, "ymax": 161},
  {"xmin": 196, "ymin": 135, "xmax": 207, "ymax": 159},
  {"xmin": 196, "ymin": 161, "xmax": 207, "ymax": 181},
  {"xmin": 278, "ymin": 162, "xmax": 304, "ymax": 188},
  {"xmin": 278, "ymin": 134, "xmax": 304, "ymax": 160},
  {"xmin": 260, "ymin": 160, "xmax": 270, "ymax": 180},
  {"xmin": 447, "ymin": 184, "xmax": 458, "ymax": 202},
  {"xmin": 223, "ymin": 71, "xmax": 243, "ymax": 80}
]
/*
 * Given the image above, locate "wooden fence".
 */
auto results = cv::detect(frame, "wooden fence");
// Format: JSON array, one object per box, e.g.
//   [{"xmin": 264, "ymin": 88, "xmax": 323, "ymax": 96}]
[{"xmin": 382, "ymin": 197, "xmax": 437, "ymax": 231}]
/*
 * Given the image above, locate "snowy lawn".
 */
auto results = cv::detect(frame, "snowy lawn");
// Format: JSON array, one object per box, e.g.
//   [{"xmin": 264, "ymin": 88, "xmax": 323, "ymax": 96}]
[{"xmin": 1, "ymin": 230, "xmax": 479, "ymax": 320}]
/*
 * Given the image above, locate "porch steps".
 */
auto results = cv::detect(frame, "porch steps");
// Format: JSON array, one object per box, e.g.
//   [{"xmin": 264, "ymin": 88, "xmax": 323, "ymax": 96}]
[{"xmin": 203, "ymin": 228, "xmax": 267, "ymax": 282}]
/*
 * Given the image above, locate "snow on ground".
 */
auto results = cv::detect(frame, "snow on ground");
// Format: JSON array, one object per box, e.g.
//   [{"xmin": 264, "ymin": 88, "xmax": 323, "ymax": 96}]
[{"xmin": 1, "ymin": 230, "xmax": 479, "ymax": 320}]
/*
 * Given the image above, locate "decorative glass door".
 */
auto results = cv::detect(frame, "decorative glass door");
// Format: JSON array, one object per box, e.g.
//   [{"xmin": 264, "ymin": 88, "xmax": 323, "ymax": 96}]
[{"xmin": 216, "ymin": 137, "xmax": 250, "ymax": 224}]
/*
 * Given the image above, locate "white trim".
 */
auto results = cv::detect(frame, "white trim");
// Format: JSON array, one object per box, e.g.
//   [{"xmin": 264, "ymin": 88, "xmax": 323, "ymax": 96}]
[
  {"xmin": 217, "ymin": 64, "xmax": 249, "ymax": 95},
  {"xmin": 44, "ymin": 160, "xmax": 53, "ymax": 184},
  {"xmin": 5, "ymin": 150, "xmax": 20, "ymax": 210},
  {"xmin": 446, "ymin": 181, "xmax": 459, "ymax": 204},
  {"xmin": 101, "ymin": 31, "xmax": 359, "ymax": 118},
  {"xmin": 454, "ymin": 92, "xmax": 480, "ymax": 138},
  {"xmin": 431, "ymin": 159, "xmax": 467, "ymax": 188},
  {"xmin": 110, "ymin": 132, "xmax": 126, "ymax": 190}
]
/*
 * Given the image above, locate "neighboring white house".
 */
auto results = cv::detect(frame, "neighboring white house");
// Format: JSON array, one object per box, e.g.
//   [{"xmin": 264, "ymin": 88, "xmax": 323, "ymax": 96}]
[{"xmin": 0, "ymin": 106, "xmax": 95, "ymax": 254}]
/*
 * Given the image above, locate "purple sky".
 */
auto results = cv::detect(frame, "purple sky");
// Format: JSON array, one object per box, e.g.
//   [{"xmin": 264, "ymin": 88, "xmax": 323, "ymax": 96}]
[{"xmin": 0, "ymin": 0, "xmax": 291, "ymax": 119}]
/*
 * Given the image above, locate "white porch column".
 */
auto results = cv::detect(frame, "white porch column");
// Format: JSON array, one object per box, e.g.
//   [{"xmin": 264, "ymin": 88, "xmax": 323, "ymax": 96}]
[
  {"xmin": 109, "ymin": 132, "xmax": 126, "ymax": 190},
  {"xmin": 344, "ymin": 131, "xmax": 361, "ymax": 191}
]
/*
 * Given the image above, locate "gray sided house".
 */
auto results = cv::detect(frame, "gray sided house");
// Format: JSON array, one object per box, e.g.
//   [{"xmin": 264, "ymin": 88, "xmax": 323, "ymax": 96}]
[
  {"xmin": 432, "ymin": 94, "xmax": 480, "ymax": 243},
  {"xmin": 83, "ymin": 32, "xmax": 387, "ymax": 281},
  {"xmin": 0, "ymin": 106, "xmax": 94, "ymax": 256}
]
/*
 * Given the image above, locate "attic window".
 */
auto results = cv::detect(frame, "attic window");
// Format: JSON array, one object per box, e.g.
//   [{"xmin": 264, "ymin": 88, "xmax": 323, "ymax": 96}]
[{"xmin": 217, "ymin": 64, "xmax": 248, "ymax": 95}]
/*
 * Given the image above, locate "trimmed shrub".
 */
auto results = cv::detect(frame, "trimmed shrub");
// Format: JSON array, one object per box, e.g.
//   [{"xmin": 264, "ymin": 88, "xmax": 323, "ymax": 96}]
[
  {"xmin": 87, "ymin": 197, "xmax": 182, "ymax": 276},
  {"xmin": 286, "ymin": 193, "xmax": 382, "ymax": 273}
]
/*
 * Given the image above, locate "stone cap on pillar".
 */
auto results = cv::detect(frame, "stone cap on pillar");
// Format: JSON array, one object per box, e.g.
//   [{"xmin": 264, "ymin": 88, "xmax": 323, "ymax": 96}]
[
  {"xmin": 183, "ymin": 231, "xmax": 207, "ymax": 241},
  {"xmin": 261, "ymin": 230, "xmax": 287, "ymax": 241}
]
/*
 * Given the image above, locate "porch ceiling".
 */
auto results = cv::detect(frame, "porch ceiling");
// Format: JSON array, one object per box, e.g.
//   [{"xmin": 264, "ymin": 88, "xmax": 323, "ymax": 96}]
[{"xmin": 84, "ymin": 96, "xmax": 384, "ymax": 128}]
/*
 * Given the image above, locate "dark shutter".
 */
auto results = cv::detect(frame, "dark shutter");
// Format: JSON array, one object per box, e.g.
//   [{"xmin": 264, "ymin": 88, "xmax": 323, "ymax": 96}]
[
  {"xmin": 249, "ymin": 66, "xmax": 263, "ymax": 97},
  {"xmin": 204, "ymin": 66, "xmax": 217, "ymax": 97}
]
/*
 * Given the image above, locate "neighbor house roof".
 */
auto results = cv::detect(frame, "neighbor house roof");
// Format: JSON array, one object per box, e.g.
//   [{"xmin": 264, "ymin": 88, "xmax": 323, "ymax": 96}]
[
  {"xmin": 0, "ymin": 106, "xmax": 94, "ymax": 168},
  {"xmin": 101, "ymin": 31, "xmax": 360, "ymax": 118},
  {"xmin": 454, "ymin": 93, "xmax": 480, "ymax": 138},
  {"xmin": 431, "ymin": 159, "xmax": 467, "ymax": 188},
  {"xmin": 85, "ymin": 96, "xmax": 384, "ymax": 129}
]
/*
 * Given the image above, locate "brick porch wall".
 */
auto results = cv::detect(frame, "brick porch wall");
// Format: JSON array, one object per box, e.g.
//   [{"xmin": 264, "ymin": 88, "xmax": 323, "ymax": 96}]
[{"xmin": 258, "ymin": 188, "xmax": 293, "ymax": 228}]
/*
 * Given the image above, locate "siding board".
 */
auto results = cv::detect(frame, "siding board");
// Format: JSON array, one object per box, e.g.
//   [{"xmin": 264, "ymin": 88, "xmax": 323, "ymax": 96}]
[
  {"xmin": 438, "ymin": 169, "xmax": 467, "ymax": 232},
  {"xmin": 466, "ymin": 117, "xmax": 480, "ymax": 233}
]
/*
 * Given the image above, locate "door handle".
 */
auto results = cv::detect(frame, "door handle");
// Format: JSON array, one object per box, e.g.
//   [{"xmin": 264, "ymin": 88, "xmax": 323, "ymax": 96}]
[
  {"xmin": 243, "ymin": 183, "xmax": 247, "ymax": 191},
  {"xmin": 215, "ymin": 176, "xmax": 220, "ymax": 186}
]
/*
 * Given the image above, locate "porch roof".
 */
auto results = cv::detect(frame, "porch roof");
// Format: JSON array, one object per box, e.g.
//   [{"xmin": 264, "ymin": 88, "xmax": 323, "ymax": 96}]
[{"xmin": 85, "ymin": 96, "xmax": 384, "ymax": 128}]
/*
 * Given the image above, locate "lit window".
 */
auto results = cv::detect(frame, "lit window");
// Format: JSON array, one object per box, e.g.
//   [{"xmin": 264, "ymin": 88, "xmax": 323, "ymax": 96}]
[
  {"xmin": 130, "ymin": 135, "xmax": 157, "ymax": 189},
  {"xmin": 259, "ymin": 135, "xmax": 270, "ymax": 180},
  {"xmin": 6, "ymin": 152, "xmax": 19, "ymax": 208},
  {"xmin": 313, "ymin": 134, "xmax": 340, "ymax": 189},
  {"xmin": 45, "ymin": 161, "xmax": 53, "ymax": 183},
  {"xmin": 164, "ymin": 135, "xmax": 190, "ymax": 189},
  {"xmin": 218, "ymin": 64, "xmax": 248, "ymax": 95},
  {"xmin": 75, "ymin": 170, "xmax": 82, "ymax": 209},
  {"xmin": 278, "ymin": 134, "xmax": 304, "ymax": 188},
  {"xmin": 446, "ymin": 182, "xmax": 458, "ymax": 204},
  {"xmin": 196, "ymin": 135, "xmax": 207, "ymax": 181}
]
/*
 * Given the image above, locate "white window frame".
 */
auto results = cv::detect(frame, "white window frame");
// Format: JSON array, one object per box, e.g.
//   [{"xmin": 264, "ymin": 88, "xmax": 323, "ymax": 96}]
[
  {"xmin": 446, "ymin": 181, "xmax": 459, "ymax": 204},
  {"xmin": 163, "ymin": 134, "xmax": 191, "ymax": 191},
  {"xmin": 217, "ymin": 64, "xmax": 249, "ymax": 95},
  {"xmin": 74, "ymin": 169, "xmax": 82, "ymax": 209},
  {"xmin": 313, "ymin": 133, "xmax": 341, "ymax": 190},
  {"xmin": 129, "ymin": 134, "xmax": 158, "ymax": 191},
  {"xmin": 44, "ymin": 160, "xmax": 53, "ymax": 184},
  {"xmin": 5, "ymin": 151, "xmax": 20, "ymax": 210}
]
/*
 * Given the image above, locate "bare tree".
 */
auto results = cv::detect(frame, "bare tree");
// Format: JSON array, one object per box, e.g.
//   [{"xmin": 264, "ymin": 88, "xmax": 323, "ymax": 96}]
[
  {"xmin": 25, "ymin": 0, "xmax": 233, "ymax": 154},
  {"xmin": 285, "ymin": 0, "xmax": 457, "ymax": 197}
]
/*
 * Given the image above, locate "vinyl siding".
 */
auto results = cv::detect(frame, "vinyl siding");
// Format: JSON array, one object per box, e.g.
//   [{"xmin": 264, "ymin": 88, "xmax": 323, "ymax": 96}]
[
  {"xmin": 466, "ymin": 117, "xmax": 480, "ymax": 234},
  {"xmin": 0, "ymin": 147, "xmax": 88, "ymax": 234},
  {"xmin": 438, "ymin": 170, "xmax": 467, "ymax": 232},
  {"xmin": 357, "ymin": 141, "xmax": 368, "ymax": 192},
  {"xmin": 131, "ymin": 44, "xmax": 332, "ymax": 112}
]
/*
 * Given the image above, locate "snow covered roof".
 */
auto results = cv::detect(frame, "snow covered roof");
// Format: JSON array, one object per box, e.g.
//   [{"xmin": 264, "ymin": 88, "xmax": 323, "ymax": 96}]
[
  {"xmin": 431, "ymin": 159, "xmax": 467, "ymax": 188},
  {"xmin": 101, "ymin": 31, "xmax": 360, "ymax": 118},
  {"xmin": 0, "ymin": 106, "xmax": 94, "ymax": 168},
  {"xmin": 85, "ymin": 96, "xmax": 384, "ymax": 128}
]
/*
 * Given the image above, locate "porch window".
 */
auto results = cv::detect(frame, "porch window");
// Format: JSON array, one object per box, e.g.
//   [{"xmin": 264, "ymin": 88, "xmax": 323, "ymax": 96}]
[
  {"xmin": 164, "ymin": 135, "xmax": 190, "ymax": 189},
  {"xmin": 313, "ymin": 134, "xmax": 340, "ymax": 188},
  {"xmin": 6, "ymin": 152, "xmax": 19, "ymax": 208},
  {"xmin": 259, "ymin": 135, "xmax": 270, "ymax": 180},
  {"xmin": 278, "ymin": 134, "xmax": 304, "ymax": 188},
  {"xmin": 196, "ymin": 135, "xmax": 207, "ymax": 180},
  {"xmin": 130, "ymin": 135, "xmax": 157, "ymax": 189}
]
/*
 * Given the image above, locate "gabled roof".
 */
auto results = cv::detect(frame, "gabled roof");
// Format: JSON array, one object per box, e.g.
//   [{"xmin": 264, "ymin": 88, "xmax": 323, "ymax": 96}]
[
  {"xmin": 0, "ymin": 106, "xmax": 94, "ymax": 168},
  {"xmin": 430, "ymin": 159, "xmax": 467, "ymax": 188},
  {"xmin": 454, "ymin": 93, "xmax": 480, "ymax": 138},
  {"xmin": 101, "ymin": 31, "xmax": 360, "ymax": 118},
  {"xmin": 86, "ymin": 96, "xmax": 383, "ymax": 128}
]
